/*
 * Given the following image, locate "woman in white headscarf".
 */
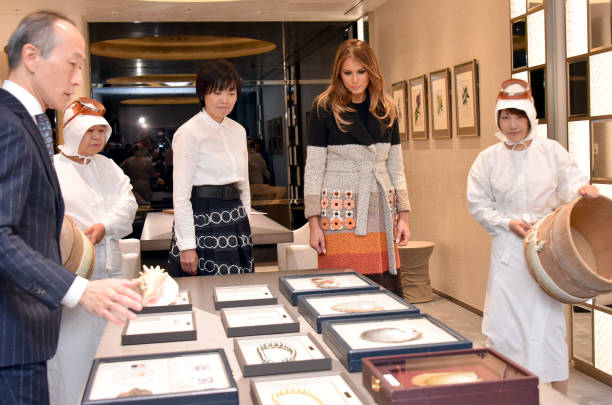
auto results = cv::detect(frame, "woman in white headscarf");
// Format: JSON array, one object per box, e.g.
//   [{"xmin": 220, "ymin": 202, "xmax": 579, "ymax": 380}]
[
  {"xmin": 467, "ymin": 79, "xmax": 598, "ymax": 394},
  {"xmin": 47, "ymin": 97, "xmax": 137, "ymax": 405}
]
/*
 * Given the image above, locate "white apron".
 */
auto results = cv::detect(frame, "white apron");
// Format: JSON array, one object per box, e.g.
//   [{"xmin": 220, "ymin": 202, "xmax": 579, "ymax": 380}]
[{"xmin": 484, "ymin": 231, "xmax": 568, "ymax": 382}]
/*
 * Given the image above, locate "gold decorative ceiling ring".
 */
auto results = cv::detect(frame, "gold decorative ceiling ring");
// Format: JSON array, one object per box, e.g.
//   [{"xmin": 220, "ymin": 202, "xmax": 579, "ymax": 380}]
[
  {"xmin": 106, "ymin": 74, "xmax": 196, "ymax": 85},
  {"xmin": 90, "ymin": 35, "xmax": 277, "ymax": 60},
  {"xmin": 120, "ymin": 97, "xmax": 200, "ymax": 105}
]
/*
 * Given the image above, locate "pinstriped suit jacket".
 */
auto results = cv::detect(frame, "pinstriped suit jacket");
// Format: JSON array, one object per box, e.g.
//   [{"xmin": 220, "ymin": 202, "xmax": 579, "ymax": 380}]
[{"xmin": 0, "ymin": 89, "xmax": 76, "ymax": 367}]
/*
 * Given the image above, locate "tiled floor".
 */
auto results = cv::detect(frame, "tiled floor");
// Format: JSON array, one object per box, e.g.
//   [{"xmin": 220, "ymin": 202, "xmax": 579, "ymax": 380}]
[{"xmin": 415, "ymin": 296, "xmax": 612, "ymax": 405}]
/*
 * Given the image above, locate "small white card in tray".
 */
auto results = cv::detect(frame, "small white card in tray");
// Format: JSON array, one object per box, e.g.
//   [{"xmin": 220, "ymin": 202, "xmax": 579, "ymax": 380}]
[
  {"xmin": 223, "ymin": 305, "xmax": 293, "ymax": 327},
  {"xmin": 121, "ymin": 311, "xmax": 197, "ymax": 345},
  {"xmin": 221, "ymin": 305, "xmax": 299, "ymax": 337},
  {"xmin": 126, "ymin": 312, "xmax": 194, "ymax": 335},
  {"xmin": 214, "ymin": 285, "xmax": 277, "ymax": 309},
  {"xmin": 251, "ymin": 373, "xmax": 365, "ymax": 405}
]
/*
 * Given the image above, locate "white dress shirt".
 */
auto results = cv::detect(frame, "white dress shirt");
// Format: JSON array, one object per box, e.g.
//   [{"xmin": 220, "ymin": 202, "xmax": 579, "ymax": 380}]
[
  {"xmin": 1, "ymin": 80, "xmax": 87, "ymax": 307},
  {"xmin": 173, "ymin": 108, "xmax": 251, "ymax": 251}
]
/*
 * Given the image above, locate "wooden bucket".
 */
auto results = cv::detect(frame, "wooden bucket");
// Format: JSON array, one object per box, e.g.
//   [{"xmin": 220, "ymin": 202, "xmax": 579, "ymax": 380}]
[
  {"xmin": 524, "ymin": 196, "xmax": 612, "ymax": 303},
  {"xmin": 59, "ymin": 215, "xmax": 95, "ymax": 279}
]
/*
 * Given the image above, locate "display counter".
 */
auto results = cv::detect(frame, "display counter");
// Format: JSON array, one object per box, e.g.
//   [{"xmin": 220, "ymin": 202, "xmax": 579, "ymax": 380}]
[
  {"xmin": 94, "ymin": 270, "xmax": 579, "ymax": 404},
  {"xmin": 140, "ymin": 212, "xmax": 293, "ymax": 251}
]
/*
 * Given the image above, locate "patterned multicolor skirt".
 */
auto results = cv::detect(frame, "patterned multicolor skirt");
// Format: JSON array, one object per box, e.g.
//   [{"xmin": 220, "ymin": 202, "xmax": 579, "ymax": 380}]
[
  {"xmin": 168, "ymin": 195, "xmax": 253, "ymax": 276},
  {"xmin": 316, "ymin": 188, "xmax": 401, "ymax": 294}
]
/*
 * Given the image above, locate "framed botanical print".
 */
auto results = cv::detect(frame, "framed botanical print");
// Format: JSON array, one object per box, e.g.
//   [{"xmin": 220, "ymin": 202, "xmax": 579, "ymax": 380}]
[
  {"xmin": 408, "ymin": 75, "xmax": 429, "ymax": 140},
  {"xmin": 429, "ymin": 68, "xmax": 452, "ymax": 139},
  {"xmin": 392, "ymin": 80, "xmax": 408, "ymax": 141},
  {"xmin": 453, "ymin": 59, "xmax": 480, "ymax": 137}
]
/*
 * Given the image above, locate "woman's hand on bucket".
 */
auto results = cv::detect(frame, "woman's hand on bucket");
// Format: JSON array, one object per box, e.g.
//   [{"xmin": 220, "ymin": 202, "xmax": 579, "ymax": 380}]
[
  {"xmin": 509, "ymin": 219, "xmax": 531, "ymax": 238},
  {"xmin": 579, "ymin": 185, "xmax": 600, "ymax": 199}
]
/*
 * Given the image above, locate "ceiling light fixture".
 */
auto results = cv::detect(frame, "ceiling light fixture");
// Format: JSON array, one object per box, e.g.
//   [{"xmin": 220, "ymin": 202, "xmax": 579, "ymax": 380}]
[
  {"xmin": 107, "ymin": 74, "xmax": 196, "ymax": 85},
  {"xmin": 138, "ymin": 0, "xmax": 243, "ymax": 3},
  {"xmin": 90, "ymin": 35, "xmax": 276, "ymax": 60},
  {"xmin": 122, "ymin": 97, "xmax": 199, "ymax": 105}
]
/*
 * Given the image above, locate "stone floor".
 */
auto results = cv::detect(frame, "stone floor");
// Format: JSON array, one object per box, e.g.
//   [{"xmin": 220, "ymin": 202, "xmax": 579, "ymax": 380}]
[{"xmin": 415, "ymin": 296, "xmax": 612, "ymax": 405}]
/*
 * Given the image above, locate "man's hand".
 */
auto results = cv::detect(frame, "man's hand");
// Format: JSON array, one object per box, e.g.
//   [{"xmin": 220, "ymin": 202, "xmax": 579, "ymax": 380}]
[
  {"xmin": 84, "ymin": 223, "xmax": 106, "ymax": 245},
  {"xmin": 79, "ymin": 279, "xmax": 142, "ymax": 326},
  {"xmin": 180, "ymin": 249, "xmax": 198, "ymax": 274},
  {"xmin": 509, "ymin": 219, "xmax": 531, "ymax": 238}
]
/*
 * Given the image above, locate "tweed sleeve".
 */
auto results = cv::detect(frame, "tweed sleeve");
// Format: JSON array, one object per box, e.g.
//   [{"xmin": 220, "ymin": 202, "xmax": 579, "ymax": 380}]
[
  {"xmin": 387, "ymin": 120, "xmax": 411, "ymax": 212},
  {"xmin": 304, "ymin": 107, "xmax": 329, "ymax": 218}
]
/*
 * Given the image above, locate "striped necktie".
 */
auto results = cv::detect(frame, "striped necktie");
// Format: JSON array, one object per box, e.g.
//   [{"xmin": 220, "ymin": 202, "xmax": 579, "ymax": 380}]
[{"xmin": 35, "ymin": 113, "xmax": 54, "ymax": 160}]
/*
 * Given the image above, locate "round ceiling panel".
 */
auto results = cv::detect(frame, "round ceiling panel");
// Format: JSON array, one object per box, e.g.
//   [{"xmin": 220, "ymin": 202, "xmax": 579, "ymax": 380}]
[{"xmin": 90, "ymin": 35, "xmax": 277, "ymax": 60}]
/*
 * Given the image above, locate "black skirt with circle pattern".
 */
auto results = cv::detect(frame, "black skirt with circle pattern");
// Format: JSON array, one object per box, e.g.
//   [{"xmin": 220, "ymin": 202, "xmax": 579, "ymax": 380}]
[{"xmin": 168, "ymin": 194, "xmax": 253, "ymax": 277}]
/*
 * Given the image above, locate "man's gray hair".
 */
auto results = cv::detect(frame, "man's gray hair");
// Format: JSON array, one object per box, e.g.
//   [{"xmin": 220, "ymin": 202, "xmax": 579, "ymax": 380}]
[{"xmin": 7, "ymin": 11, "xmax": 75, "ymax": 70}]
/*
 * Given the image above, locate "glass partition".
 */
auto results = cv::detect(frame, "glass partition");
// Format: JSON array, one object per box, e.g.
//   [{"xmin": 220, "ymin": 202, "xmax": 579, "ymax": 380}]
[
  {"xmin": 589, "ymin": 0, "xmax": 612, "ymax": 50},
  {"xmin": 512, "ymin": 19, "xmax": 527, "ymax": 70},
  {"xmin": 568, "ymin": 58, "xmax": 589, "ymax": 117}
]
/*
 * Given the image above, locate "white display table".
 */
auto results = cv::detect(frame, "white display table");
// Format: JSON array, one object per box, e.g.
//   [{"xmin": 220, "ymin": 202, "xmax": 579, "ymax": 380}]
[
  {"xmin": 94, "ymin": 270, "xmax": 579, "ymax": 405},
  {"xmin": 140, "ymin": 211, "xmax": 293, "ymax": 251}
]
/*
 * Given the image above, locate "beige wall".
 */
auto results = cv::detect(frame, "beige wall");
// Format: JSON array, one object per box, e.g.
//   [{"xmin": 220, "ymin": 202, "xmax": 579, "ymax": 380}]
[
  {"xmin": 370, "ymin": 0, "xmax": 511, "ymax": 310},
  {"xmin": 0, "ymin": 1, "xmax": 90, "ymax": 98}
]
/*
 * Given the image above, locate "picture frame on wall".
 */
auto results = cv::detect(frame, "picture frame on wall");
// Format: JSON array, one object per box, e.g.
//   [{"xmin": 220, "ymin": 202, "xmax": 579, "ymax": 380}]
[
  {"xmin": 408, "ymin": 75, "xmax": 429, "ymax": 140},
  {"xmin": 392, "ymin": 80, "xmax": 408, "ymax": 141},
  {"xmin": 453, "ymin": 59, "xmax": 480, "ymax": 137},
  {"xmin": 429, "ymin": 68, "xmax": 452, "ymax": 139}
]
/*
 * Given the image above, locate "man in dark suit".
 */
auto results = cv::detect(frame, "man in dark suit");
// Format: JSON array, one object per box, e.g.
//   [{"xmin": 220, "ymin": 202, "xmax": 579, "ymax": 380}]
[{"xmin": 0, "ymin": 11, "xmax": 142, "ymax": 404}]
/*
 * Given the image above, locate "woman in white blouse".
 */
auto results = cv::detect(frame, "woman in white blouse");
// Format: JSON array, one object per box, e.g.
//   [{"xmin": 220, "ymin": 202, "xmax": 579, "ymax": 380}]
[
  {"xmin": 169, "ymin": 60, "xmax": 253, "ymax": 276},
  {"xmin": 48, "ymin": 97, "xmax": 138, "ymax": 405}
]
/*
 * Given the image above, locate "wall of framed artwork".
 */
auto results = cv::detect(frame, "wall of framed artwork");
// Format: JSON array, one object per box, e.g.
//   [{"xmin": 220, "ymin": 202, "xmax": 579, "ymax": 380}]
[
  {"xmin": 429, "ymin": 68, "xmax": 452, "ymax": 139},
  {"xmin": 392, "ymin": 80, "xmax": 409, "ymax": 141},
  {"xmin": 408, "ymin": 75, "xmax": 428, "ymax": 140},
  {"xmin": 453, "ymin": 59, "xmax": 480, "ymax": 137},
  {"xmin": 371, "ymin": 0, "xmax": 510, "ymax": 315}
]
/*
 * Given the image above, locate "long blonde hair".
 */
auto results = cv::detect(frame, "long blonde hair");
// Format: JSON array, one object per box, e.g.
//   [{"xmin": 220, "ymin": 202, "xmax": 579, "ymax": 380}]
[{"xmin": 315, "ymin": 39, "xmax": 396, "ymax": 132}]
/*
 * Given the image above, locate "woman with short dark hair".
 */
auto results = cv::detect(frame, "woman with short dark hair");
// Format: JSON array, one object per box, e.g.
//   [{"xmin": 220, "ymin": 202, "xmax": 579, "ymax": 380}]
[{"xmin": 169, "ymin": 59, "xmax": 253, "ymax": 276}]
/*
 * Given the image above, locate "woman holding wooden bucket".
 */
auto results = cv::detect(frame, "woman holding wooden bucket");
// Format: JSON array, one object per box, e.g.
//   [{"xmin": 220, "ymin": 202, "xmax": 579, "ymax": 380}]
[
  {"xmin": 466, "ymin": 79, "xmax": 598, "ymax": 394},
  {"xmin": 48, "ymin": 97, "xmax": 138, "ymax": 405}
]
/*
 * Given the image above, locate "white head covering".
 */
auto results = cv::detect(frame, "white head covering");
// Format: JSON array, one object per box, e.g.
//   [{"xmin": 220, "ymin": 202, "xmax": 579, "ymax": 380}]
[
  {"xmin": 494, "ymin": 79, "xmax": 538, "ymax": 146},
  {"xmin": 60, "ymin": 97, "xmax": 111, "ymax": 160}
]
